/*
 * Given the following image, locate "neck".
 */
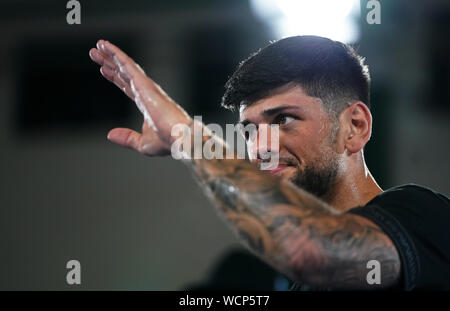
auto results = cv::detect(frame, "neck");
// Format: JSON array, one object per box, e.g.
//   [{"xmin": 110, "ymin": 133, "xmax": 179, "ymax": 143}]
[{"xmin": 326, "ymin": 153, "xmax": 383, "ymax": 213}]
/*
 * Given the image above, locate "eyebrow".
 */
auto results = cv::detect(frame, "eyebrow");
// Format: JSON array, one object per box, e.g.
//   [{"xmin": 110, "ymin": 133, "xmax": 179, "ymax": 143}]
[{"xmin": 239, "ymin": 105, "xmax": 303, "ymax": 127}]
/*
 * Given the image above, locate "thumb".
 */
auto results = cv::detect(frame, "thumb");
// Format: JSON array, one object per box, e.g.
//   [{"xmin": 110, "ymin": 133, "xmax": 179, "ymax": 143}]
[{"xmin": 107, "ymin": 128, "xmax": 142, "ymax": 150}]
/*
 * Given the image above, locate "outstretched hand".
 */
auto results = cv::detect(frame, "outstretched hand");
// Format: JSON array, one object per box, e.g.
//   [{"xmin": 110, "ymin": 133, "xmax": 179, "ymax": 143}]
[{"xmin": 89, "ymin": 39, "xmax": 192, "ymax": 156}]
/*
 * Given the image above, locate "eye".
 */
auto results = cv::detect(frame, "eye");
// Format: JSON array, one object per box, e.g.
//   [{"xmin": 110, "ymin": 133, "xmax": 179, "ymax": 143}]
[
  {"xmin": 238, "ymin": 123, "xmax": 258, "ymax": 141},
  {"xmin": 274, "ymin": 114, "xmax": 297, "ymax": 126}
]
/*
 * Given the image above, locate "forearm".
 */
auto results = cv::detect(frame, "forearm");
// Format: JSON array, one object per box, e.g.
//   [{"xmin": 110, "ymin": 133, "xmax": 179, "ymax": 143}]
[{"xmin": 185, "ymin": 156, "xmax": 333, "ymax": 280}]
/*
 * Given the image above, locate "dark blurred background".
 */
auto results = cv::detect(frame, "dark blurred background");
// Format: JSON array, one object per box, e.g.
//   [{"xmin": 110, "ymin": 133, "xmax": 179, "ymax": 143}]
[{"xmin": 0, "ymin": 0, "xmax": 448, "ymax": 290}]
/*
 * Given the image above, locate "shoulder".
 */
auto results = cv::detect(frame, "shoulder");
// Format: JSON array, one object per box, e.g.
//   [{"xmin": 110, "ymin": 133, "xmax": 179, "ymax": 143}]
[
  {"xmin": 364, "ymin": 183, "xmax": 449, "ymax": 215},
  {"xmin": 348, "ymin": 184, "xmax": 450, "ymax": 290},
  {"xmin": 372, "ymin": 183, "xmax": 448, "ymax": 201},
  {"xmin": 351, "ymin": 183, "xmax": 449, "ymax": 231}
]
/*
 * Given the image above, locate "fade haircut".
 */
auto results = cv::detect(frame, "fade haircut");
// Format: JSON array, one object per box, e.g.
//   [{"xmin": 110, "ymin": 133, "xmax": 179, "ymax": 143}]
[{"xmin": 221, "ymin": 35, "xmax": 371, "ymax": 122}]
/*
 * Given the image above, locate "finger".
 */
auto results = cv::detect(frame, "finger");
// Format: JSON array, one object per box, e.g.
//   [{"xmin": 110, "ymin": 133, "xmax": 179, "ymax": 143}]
[
  {"xmin": 99, "ymin": 66, "xmax": 134, "ymax": 100},
  {"xmin": 94, "ymin": 42, "xmax": 157, "ymax": 120},
  {"xmin": 89, "ymin": 48, "xmax": 116, "ymax": 69},
  {"xmin": 90, "ymin": 46, "xmax": 132, "ymax": 87},
  {"xmin": 108, "ymin": 125, "xmax": 169, "ymax": 156},
  {"xmin": 91, "ymin": 46, "xmax": 132, "ymax": 86},
  {"xmin": 99, "ymin": 40, "xmax": 143, "ymax": 83},
  {"xmin": 107, "ymin": 128, "xmax": 142, "ymax": 151},
  {"xmin": 97, "ymin": 40, "xmax": 166, "ymax": 107}
]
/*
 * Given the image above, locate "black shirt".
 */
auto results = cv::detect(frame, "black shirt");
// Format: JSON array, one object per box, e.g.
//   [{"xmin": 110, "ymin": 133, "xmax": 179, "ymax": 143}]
[{"xmin": 291, "ymin": 184, "xmax": 450, "ymax": 291}]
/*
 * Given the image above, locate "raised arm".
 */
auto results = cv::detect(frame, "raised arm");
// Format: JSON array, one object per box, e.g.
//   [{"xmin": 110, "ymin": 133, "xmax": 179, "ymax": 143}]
[{"xmin": 89, "ymin": 40, "xmax": 401, "ymax": 289}]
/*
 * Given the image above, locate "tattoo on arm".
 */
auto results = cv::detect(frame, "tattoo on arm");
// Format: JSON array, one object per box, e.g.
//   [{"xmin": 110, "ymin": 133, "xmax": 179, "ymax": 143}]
[{"xmin": 182, "ymin": 122, "xmax": 400, "ymax": 289}]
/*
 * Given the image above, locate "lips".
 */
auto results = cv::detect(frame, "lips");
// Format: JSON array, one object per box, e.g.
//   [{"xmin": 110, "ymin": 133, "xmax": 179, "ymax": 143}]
[{"xmin": 269, "ymin": 164, "xmax": 289, "ymax": 175}]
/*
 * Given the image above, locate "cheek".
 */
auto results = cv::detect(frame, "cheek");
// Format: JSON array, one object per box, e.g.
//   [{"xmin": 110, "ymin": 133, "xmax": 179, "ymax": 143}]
[{"xmin": 280, "ymin": 124, "xmax": 324, "ymax": 159}]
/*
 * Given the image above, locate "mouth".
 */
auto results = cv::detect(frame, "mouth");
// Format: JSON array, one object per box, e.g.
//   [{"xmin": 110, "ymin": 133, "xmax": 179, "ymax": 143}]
[{"xmin": 269, "ymin": 164, "xmax": 290, "ymax": 175}]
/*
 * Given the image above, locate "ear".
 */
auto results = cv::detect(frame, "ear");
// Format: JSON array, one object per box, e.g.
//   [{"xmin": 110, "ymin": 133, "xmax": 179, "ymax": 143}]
[{"xmin": 337, "ymin": 102, "xmax": 372, "ymax": 154}]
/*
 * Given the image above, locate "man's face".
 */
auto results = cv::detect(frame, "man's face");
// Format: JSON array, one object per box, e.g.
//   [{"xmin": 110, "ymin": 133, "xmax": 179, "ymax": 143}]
[{"xmin": 239, "ymin": 84, "xmax": 341, "ymax": 200}]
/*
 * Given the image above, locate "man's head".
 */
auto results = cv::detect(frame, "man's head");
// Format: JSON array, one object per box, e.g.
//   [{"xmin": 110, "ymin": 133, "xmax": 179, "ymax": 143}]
[{"xmin": 221, "ymin": 36, "xmax": 373, "ymax": 201}]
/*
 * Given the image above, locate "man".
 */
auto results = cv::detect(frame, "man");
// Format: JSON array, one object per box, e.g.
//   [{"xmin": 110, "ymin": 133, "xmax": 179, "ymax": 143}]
[{"xmin": 89, "ymin": 35, "xmax": 450, "ymax": 290}]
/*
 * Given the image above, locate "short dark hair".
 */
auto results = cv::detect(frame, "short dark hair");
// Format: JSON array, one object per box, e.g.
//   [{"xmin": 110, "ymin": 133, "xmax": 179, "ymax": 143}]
[{"xmin": 221, "ymin": 35, "xmax": 371, "ymax": 118}]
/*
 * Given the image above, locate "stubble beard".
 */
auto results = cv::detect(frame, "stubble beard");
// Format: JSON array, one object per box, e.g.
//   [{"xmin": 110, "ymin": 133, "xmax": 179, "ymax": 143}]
[{"xmin": 290, "ymin": 146, "xmax": 340, "ymax": 202}]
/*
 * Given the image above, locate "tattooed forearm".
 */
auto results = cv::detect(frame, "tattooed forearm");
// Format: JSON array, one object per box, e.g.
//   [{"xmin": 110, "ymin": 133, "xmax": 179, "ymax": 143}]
[{"xmin": 181, "ymin": 121, "xmax": 400, "ymax": 289}]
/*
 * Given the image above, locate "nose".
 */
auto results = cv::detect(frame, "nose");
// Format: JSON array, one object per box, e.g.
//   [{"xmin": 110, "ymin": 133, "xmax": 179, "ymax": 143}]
[{"xmin": 247, "ymin": 124, "xmax": 279, "ymax": 163}]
